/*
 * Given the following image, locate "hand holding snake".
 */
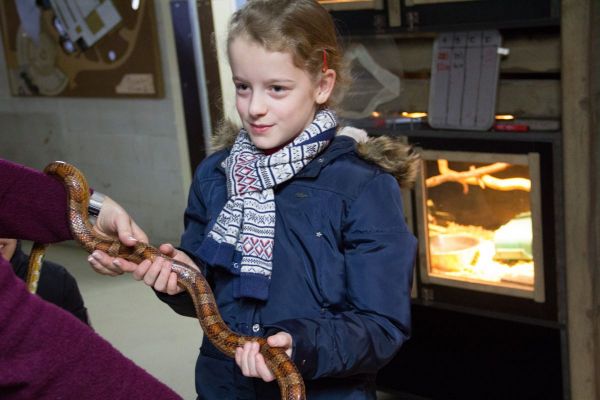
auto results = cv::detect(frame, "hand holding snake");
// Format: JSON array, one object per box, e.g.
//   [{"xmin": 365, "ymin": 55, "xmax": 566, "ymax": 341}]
[
  {"xmin": 29, "ymin": 161, "xmax": 306, "ymax": 400},
  {"xmin": 87, "ymin": 196, "xmax": 149, "ymax": 276},
  {"xmin": 94, "ymin": 243, "xmax": 295, "ymax": 383}
]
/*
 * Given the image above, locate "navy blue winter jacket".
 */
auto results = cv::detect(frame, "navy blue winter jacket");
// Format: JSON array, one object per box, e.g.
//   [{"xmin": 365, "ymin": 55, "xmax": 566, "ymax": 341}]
[{"xmin": 157, "ymin": 135, "xmax": 417, "ymax": 399}]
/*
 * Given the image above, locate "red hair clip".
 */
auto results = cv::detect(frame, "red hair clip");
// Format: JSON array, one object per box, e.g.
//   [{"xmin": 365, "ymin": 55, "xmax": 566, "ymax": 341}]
[{"xmin": 322, "ymin": 49, "xmax": 328, "ymax": 72}]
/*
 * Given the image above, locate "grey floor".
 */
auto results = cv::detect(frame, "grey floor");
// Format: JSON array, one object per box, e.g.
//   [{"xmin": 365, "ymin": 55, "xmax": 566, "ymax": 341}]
[
  {"xmin": 28, "ymin": 241, "xmax": 416, "ymax": 400},
  {"xmin": 26, "ymin": 241, "xmax": 200, "ymax": 399}
]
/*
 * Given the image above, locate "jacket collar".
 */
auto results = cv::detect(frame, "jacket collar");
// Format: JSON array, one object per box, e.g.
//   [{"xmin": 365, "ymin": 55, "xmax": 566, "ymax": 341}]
[
  {"xmin": 296, "ymin": 135, "xmax": 356, "ymax": 178},
  {"xmin": 215, "ymin": 135, "xmax": 356, "ymax": 178}
]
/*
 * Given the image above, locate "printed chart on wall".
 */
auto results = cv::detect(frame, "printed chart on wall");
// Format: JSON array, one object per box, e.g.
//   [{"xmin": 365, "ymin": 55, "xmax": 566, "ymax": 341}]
[{"xmin": 0, "ymin": 0, "xmax": 163, "ymax": 98}]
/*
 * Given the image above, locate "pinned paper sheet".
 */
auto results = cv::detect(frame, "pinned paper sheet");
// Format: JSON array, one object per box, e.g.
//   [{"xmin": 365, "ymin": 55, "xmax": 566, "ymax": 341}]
[
  {"xmin": 428, "ymin": 30, "xmax": 502, "ymax": 131},
  {"xmin": 115, "ymin": 73, "xmax": 156, "ymax": 94},
  {"xmin": 49, "ymin": 0, "xmax": 122, "ymax": 49}
]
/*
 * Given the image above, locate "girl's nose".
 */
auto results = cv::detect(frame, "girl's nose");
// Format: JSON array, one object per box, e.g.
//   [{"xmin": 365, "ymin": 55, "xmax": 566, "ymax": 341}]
[{"xmin": 248, "ymin": 93, "xmax": 267, "ymax": 117}]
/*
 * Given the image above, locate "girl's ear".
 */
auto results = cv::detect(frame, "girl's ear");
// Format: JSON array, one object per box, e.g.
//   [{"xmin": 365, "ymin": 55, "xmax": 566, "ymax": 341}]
[{"xmin": 315, "ymin": 69, "xmax": 337, "ymax": 105}]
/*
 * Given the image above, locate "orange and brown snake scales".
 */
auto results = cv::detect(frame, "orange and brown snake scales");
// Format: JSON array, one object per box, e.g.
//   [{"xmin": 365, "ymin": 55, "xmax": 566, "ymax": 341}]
[{"xmin": 35, "ymin": 161, "xmax": 306, "ymax": 400}]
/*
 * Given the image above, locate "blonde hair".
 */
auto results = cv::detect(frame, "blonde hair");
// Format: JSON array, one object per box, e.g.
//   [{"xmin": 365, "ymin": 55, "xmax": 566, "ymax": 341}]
[{"xmin": 227, "ymin": 0, "xmax": 349, "ymax": 106}]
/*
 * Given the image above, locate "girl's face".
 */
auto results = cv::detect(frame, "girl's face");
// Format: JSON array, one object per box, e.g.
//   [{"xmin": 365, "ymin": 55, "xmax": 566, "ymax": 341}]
[{"xmin": 229, "ymin": 36, "xmax": 334, "ymax": 150}]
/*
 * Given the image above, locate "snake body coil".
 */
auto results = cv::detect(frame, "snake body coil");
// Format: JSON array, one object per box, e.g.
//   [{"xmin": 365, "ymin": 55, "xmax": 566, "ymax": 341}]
[{"xmin": 37, "ymin": 161, "xmax": 306, "ymax": 400}]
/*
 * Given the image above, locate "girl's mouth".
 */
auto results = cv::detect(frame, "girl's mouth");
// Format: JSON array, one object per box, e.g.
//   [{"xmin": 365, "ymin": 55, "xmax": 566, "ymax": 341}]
[{"xmin": 249, "ymin": 123, "xmax": 273, "ymax": 134}]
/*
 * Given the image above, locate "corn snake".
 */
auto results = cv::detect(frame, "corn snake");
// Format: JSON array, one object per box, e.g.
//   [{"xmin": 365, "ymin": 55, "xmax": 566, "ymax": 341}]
[{"xmin": 27, "ymin": 161, "xmax": 306, "ymax": 400}]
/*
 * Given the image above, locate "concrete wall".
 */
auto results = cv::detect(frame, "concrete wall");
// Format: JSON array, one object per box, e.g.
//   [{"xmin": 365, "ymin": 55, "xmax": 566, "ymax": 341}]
[{"xmin": 0, "ymin": 1, "xmax": 191, "ymax": 246}]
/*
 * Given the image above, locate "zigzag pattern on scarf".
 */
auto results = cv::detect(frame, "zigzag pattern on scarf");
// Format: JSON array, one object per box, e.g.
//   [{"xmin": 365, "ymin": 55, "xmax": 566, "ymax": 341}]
[{"xmin": 199, "ymin": 109, "xmax": 337, "ymax": 299}]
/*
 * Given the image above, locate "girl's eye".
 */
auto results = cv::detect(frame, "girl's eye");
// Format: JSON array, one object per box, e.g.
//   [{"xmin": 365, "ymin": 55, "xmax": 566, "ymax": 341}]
[
  {"xmin": 270, "ymin": 85, "xmax": 288, "ymax": 95},
  {"xmin": 235, "ymin": 83, "xmax": 249, "ymax": 93}
]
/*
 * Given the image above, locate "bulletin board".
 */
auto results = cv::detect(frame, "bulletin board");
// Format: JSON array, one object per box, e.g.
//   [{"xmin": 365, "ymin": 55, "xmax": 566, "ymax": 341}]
[{"xmin": 0, "ymin": 0, "xmax": 163, "ymax": 98}]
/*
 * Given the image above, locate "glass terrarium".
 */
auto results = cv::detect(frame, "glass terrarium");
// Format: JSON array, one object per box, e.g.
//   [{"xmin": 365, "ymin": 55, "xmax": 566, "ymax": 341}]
[{"xmin": 415, "ymin": 150, "xmax": 545, "ymax": 302}]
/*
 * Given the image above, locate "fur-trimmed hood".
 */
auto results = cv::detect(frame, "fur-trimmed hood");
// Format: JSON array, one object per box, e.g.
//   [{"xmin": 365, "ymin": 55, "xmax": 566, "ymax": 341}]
[{"xmin": 210, "ymin": 119, "xmax": 419, "ymax": 188}]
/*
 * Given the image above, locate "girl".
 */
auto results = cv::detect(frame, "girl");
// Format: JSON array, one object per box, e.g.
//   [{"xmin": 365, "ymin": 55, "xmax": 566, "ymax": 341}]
[{"xmin": 90, "ymin": 0, "xmax": 418, "ymax": 398}]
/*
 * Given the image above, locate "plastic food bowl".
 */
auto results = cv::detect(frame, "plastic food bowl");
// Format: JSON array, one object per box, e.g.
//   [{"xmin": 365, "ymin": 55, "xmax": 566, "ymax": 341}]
[{"xmin": 429, "ymin": 234, "xmax": 481, "ymax": 272}]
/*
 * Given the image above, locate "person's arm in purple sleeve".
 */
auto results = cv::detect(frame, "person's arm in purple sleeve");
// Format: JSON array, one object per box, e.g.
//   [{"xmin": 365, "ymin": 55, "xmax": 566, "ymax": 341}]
[
  {"xmin": 0, "ymin": 254, "xmax": 181, "ymax": 399},
  {"xmin": 0, "ymin": 159, "xmax": 147, "ymax": 276},
  {"xmin": 0, "ymin": 159, "xmax": 179, "ymax": 398},
  {"xmin": 0, "ymin": 159, "xmax": 71, "ymax": 243}
]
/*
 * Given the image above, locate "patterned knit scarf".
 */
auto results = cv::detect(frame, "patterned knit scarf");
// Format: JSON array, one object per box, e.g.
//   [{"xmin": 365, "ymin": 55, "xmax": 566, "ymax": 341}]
[{"xmin": 198, "ymin": 109, "xmax": 337, "ymax": 300}]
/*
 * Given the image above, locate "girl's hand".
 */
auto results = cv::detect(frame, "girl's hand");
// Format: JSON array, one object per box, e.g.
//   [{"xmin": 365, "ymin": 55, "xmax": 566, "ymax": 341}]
[
  {"xmin": 87, "ymin": 242, "xmax": 199, "ymax": 296},
  {"xmin": 129, "ymin": 243, "xmax": 199, "ymax": 295},
  {"xmin": 235, "ymin": 332, "xmax": 293, "ymax": 382}
]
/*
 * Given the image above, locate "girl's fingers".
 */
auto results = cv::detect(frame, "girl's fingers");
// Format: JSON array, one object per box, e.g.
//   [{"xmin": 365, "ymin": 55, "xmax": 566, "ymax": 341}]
[
  {"xmin": 153, "ymin": 261, "xmax": 173, "ymax": 292},
  {"xmin": 235, "ymin": 347, "xmax": 242, "ymax": 368},
  {"xmin": 241, "ymin": 342, "xmax": 252, "ymax": 376},
  {"xmin": 159, "ymin": 243, "xmax": 176, "ymax": 257},
  {"xmin": 236, "ymin": 341, "xmax": 274, "ymax": 380},
  {"xmin": 132, "ymin": 260, "xmax": 152, "ymax": 281},
  {"xmin": 248, "ymin": 342, "xmax": 259, "ymax": 376},
  {"xmin": 255, "ymin": 353, "xmax": 275, "ymax": 382},
  {"xmin": 143, "ymin": 258, "xmax": 164, "ymax": 286},
  {"xmin": 167, "ymin": 272, "xmax": 181, "ymax": 295}
]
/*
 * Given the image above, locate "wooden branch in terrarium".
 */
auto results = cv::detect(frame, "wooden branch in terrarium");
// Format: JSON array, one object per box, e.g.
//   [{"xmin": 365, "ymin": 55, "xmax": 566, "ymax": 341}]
[{"xmin": 425, "ymin": 160, "xmax": 531, "ymax": 192}]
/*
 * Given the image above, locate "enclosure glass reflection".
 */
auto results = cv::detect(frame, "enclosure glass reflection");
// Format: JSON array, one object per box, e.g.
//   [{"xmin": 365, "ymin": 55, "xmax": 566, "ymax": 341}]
[{"xmin": 416, "ymin": 150, "xmax": 545, "ymax": 302}]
